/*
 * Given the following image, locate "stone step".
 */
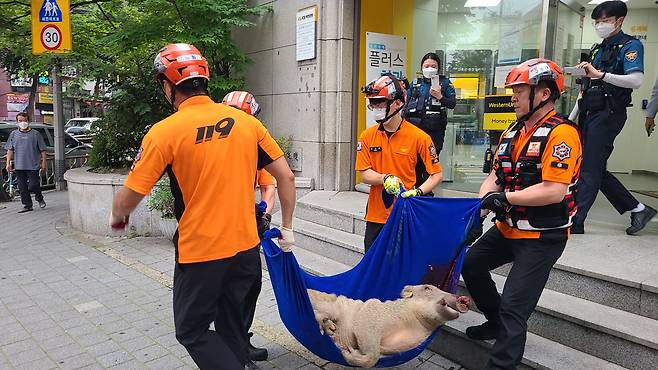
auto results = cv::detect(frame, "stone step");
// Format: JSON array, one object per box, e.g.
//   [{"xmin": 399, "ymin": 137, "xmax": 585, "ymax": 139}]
[
  {"xmin": 432, "ymin": 309, "xmax": 627, "ymax": 370},
  {"xmin": 456, "ymin": 274, "xmax": 658, "ymax": 369},
  {"xmin": 271, "ymin": 213, "xmax": 364, "ymax": 266},
  {"xmin": 260, "ymin": 245, "xmax": 624, "ymax": 370},
  {"xmin": 289, "ymin": 191, "xmax": 658, "ymax": 321},
  {"xmin": 294, "ymin": 190, "xmax": 367, "ymax": 236}
]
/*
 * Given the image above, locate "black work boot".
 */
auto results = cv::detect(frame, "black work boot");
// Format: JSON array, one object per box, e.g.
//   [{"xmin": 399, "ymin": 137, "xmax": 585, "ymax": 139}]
[
  {"xmin": 465, "ymin": 321, "xmax": 500, "ymax": 341},
  {"xmin": 626, "ymin": 206, "xmax": 657, "ymax": 235},
  {"xmin": 248, "ymin": 332, "xmax": 268, "ymax": 361}
]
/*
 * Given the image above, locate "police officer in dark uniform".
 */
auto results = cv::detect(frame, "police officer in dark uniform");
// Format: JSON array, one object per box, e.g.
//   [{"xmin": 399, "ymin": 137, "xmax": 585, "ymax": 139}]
[
  {"xmin": 402, "ymin": 52, "xmax": 456, "ymax": 191},
  {"xmin": 570, "ymin": 1, "xmax": 656, "ymax": 235}
]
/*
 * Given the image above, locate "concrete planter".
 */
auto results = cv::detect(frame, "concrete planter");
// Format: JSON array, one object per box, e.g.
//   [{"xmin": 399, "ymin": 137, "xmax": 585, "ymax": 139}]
[
  {"xmin": 158, "ymin": 218, "xmax": 178, "ymax": 239},
  {"xmin": 64, "ymin": 167, "xmax": 163, "ymax": 236}
]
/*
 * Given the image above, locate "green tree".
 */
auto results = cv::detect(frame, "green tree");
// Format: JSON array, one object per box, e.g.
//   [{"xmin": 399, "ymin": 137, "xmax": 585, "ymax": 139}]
[{"xmin": 0, "ymin": 0, "xmax": 268, "ymax": 169}]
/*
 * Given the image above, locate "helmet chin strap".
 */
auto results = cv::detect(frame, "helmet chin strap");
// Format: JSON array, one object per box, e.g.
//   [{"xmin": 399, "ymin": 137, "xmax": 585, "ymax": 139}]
[
  {"xmin": 375, "ymin": 100, "xmax": 403, "ymax": 124},
  {"xmin": 158, "ymin": 79, "xmax": 177, "ymax": 111},
  {"xmin": 517, "ymin": 86, "xmax": 550, "ymax": 124}
]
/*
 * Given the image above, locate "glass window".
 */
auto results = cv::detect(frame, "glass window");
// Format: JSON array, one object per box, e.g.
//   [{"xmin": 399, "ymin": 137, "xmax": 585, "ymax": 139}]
[{"xmin": 409, "ymin": 0, "xmax": 545, "ymax": 191}]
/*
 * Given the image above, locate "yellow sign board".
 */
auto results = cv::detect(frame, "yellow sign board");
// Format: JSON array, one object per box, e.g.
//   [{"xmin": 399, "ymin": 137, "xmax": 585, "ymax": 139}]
[
  {"xmin": 31, "ymin": 0, "xmax": 72, "ymax": 54},
  {"xmin": 483, "ymin": 95, "xmax": 517, "ymax": 131},
  {"xmin": 38, "ymin": 92, "xmax": 54, "ymax": 104}
]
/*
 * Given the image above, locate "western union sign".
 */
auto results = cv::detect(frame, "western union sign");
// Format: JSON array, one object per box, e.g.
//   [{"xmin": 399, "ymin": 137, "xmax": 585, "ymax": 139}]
[{"xmin": 483, "ymin": 95, "xmax": 516, "ymax": 131}]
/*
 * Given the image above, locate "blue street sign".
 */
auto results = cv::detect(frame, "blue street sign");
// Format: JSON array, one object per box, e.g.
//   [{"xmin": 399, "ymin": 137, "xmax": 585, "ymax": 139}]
[{"xmin": 39, "ymin": 0, "xmax": 62, "ymax": 23}]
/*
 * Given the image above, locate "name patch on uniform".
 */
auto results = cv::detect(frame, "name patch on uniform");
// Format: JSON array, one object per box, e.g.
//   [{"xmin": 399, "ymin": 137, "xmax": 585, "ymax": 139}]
[
  {"xmin": 504, "ymin": 131, "xmax": 517, "ymax": 139},
  {"xmin": 625, "ymin": 50, "xmax": 638, "ymax": 62},
  {"xmin": 369, "ymin": 146, "xmax": 382, "ymax": 152},
  {"xmin": 527, "ymin": 142, "xmax": 541, "ymax": 156},
  {"xmin": 552, "ymin": 142, "xmax": 571, "ymax": 161},
  {"xmin": 534, "ymin": 127, "xmax": 551, "ymax": 137},
  {"xmin": 551, "ymin": 161, "xmax": 569, "ymax": 169},
  {"xmin": 497, "ymin": 143, "xmax": 508, "ymax": 155},
  {"xmin": 357, "ymin": 142, "xmax": 362, "ymax": 151}
]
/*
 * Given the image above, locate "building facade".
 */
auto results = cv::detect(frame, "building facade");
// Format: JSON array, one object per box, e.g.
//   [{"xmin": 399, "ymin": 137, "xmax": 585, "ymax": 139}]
[{"xmin": 235, "ymin": 0, "xmax": 658, "ymax": 192}]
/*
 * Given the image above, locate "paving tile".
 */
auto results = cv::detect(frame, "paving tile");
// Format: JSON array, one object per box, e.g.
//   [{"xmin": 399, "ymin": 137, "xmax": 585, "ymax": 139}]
[
  {"xmin": 56, "ymin": 352, "xmax": 97, "ymax": 370},
  {"xmin": 131, "ymin": 344, "xmax": 170, "ymax": 363},
  {"xmin": 14, "ymin": 356, "xmax": 58, "ymax": 370},
  {"xmin": 144, "ymin": 354, "xmax": 184, "ymax": 369},
  {"xmin": 269, "ymin": 351, "xmax": 309, "ymax": 369},
  {"xmin": 2, "ymin": 338, "xmax": 41, "ymax": 355},
  {"xmin": 86, "ymin": 339, "xmax": 122, "ymax": 357},
  {"xmin": 8, "ymin": 347, "xmax": 47, "ymax": 367},
  {"xmin": 97, "ymin": 350, "xmax": 134, "ymax": 368}
]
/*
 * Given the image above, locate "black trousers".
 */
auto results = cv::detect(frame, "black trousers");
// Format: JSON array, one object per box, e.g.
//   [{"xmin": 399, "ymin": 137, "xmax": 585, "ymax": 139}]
[
  {"xmin": 14, "ymin": 170, "xmax": 43, "ymax": 208},
  {"xmin": 173, "ymin": 247, "xmax": 261, "ymax": 370},
  {"xmin": 414, "ymin": 126, "xmax": 446, "ymax": 191},
  {"xmin": 243, "ymin": 253, "xmax": 262, "ymax": 338},
  {"xmin": 462, "ymin": 227, "xmax": 566, "ymax": 370},
  {"xmin": 574, "ymin": 109, "xmax": 638, "ymax": 224},
  {"xmin": 364, "ymin": 221, "xmax": 385, "ymax": 252}
]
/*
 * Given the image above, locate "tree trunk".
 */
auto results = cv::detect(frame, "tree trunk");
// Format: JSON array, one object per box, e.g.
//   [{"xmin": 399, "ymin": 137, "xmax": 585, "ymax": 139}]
[{"xmin": 27, "ymin": 75, "xmax": 38, "ymax": 121}]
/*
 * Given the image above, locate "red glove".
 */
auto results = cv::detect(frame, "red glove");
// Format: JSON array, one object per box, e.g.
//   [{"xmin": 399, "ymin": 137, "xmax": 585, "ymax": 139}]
[{"xmin": 110, "ymin": 213, "xmax": 130, "ymax": 230}]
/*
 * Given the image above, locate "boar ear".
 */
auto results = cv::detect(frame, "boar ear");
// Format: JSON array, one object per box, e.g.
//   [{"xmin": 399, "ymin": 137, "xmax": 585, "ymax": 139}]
[{"xmin": 401, "ymin": 285, "xmax": 414, "ymax": 298}]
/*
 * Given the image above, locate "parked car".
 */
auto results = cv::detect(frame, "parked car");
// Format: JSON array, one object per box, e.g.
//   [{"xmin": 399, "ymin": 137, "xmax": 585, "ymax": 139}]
[
  {"xmin": 64, "ymin": 117, "xmax": 100, "ymax": 133},
  {"xmin": 64, "ymin": 117, "xmax": 100, "ymax": 144}
]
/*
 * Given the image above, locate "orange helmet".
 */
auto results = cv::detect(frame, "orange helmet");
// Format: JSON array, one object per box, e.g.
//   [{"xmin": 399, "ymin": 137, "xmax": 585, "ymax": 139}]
[
  {"xmin": 222, "ymin": 91, "xmax": 261, "ymax": 117},
  {"xmin": 361, "ymin": 74, "xmax": 406, "ymax": 103},
  {"xmin": 505, "ymin": 58, "xmax": 564, "ymax": 97},
  {"xmin": 153, "ymin": 43, "xmax": 209, "ymax": 85}
]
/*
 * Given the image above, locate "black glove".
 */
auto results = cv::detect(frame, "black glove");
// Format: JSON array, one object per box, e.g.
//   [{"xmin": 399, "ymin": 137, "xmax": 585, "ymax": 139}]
[
  {"xmin": 465, "ymin": 216, "xmax": 485, "ymax": 245},
  {"xmin": 256, "ymin": 211, "xmax": 272, "ymax": 238},
  {"xmin": 481, "ymin": 191, "xmax": 510, "ymax": 214}
]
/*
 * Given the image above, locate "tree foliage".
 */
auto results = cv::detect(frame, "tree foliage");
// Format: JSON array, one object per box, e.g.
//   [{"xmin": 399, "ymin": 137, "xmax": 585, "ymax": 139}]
[{"xmin": 0, "ymin": 0, "xmax": 269, "ymax": 168}]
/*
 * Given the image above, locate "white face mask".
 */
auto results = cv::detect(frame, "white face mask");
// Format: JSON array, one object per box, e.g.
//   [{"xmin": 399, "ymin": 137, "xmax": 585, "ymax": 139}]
[
  {"xmin": 372, "ymin": 107, "xmax": 388, "ymax": 122},
  {"xmin": 17, "ymin": 121, "xmax": 29, "ymax": 130},
  {"xmin": 595, "ymin": 22, "xmax": 616, "ymax": 39},
  {"xmin": 422, "ymin": 67, "xmax": 438, "ymax": 79}
]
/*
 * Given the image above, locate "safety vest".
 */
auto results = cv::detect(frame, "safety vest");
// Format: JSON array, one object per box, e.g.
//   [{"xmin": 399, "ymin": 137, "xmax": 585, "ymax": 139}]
[
  {"xmin": 586, "ymin": 33, "xmax": 636, "ymax": 110},
  {"xmin": 494, "ymin": 115, "xmax": 579, "ymax": 231}
]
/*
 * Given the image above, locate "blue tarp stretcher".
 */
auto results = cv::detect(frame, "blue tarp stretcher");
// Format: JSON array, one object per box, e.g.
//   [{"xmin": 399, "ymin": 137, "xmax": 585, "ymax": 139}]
[{"xmin": 261, "ymin": 195, "xmax": 480, "ymax": 367}]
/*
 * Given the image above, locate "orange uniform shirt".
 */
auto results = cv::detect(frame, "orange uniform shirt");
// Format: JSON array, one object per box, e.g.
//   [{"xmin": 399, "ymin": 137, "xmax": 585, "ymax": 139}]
[
  {"xmin": 257, "ymin": 169, "xmax": 275, "ymax": 187},
  {"xmin": 356, "ymin": 120, "xmax": 442, "ymax": 224},
  {"xmin": 124, "ymin": 96, "xmax": 283, "ymax": 263},
  {"xmin": 494, "ymin": 111, "xmax": 582, "ymax": 239}
]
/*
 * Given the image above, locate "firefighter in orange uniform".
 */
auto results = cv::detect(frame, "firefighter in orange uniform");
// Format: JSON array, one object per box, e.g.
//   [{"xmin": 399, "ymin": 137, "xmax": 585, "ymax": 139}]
[
  {"xmin": 462, "ymin": 59, "xmax": 582, "ymax": 370},
  {"xmin": 356, "ymin": 74, "xmax": 443, "ymax": 251},
  {"xmin": 110, "ymin": 44, "xmax": 296, "ymax": 370},
  {"xmin": 222, "ymin": 90, "xmax": 274, "ymax": 365}
]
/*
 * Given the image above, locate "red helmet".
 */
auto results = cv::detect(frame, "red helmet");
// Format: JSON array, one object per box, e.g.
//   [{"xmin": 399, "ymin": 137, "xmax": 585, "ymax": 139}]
[
  {"xmin": 222, "ymin": 91, "xmax": 261, "ymax": 117},
  {"xmin": 153, "ymin": 43, "xmax": 209, "ymax": 85},
  {"xmin": 361, "ymin": 74, "xmax": 406, "ymax": 102},
  {"xmin": 505, "ymin": 58, "xmax": 564, "ymax": 97}
]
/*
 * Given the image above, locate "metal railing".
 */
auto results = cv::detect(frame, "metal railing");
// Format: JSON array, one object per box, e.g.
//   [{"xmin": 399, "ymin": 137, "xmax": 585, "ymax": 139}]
[{"xmin": 1, "ymin": 148, "xmax": 89, "ymax": 198}]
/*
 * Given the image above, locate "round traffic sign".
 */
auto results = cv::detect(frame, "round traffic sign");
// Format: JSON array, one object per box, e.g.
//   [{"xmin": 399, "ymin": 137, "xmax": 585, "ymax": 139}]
[{"xmin": 40, "ymin": 24, "xmax": 62, "ymax": 50}]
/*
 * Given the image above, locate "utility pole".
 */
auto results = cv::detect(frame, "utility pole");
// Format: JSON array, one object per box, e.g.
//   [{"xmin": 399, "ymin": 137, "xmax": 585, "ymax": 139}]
[
  {"xmin": 31, "ymin": 0, "xmax": 73, "ymax": 190},
  {"xmin": 52, "ymin": 60, "xmax": 67, "ymax": 190}
]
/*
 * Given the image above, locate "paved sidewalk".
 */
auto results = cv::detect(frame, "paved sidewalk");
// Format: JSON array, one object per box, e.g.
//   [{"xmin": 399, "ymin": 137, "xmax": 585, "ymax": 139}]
[{"xmin": 0, "ymin": 191, "xmax": 462, "ymax": 370}]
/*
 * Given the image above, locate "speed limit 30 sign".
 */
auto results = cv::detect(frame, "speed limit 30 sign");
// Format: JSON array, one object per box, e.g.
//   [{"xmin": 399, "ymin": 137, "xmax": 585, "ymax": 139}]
[
  {"xmin": 31, "ymin": 0, "xmax": 71, "ymax": 54},
  {"xmin": 40, "ymin": 24, "xmax": 62, "ymax": 50}
]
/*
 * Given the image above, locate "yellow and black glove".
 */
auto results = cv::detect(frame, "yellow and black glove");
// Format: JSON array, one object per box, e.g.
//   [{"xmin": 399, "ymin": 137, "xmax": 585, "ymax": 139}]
[{"xmin": 383, "ymin": 174, "xmax": 402, "ymax": 196}]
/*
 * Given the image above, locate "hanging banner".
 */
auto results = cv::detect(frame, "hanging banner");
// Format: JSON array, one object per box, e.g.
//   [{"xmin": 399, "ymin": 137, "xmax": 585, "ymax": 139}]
[
  {"xmin": 483, "ymin": 95, "xmax": 516, "ymax": 131},
  {"xmin": 365, "ymin": 32, "xmax": 407, "ymax": 127},
  {"xmin": 31, "ymin": 0, "xmax": 72, "ymax": 54},
  {"xmin": 7, "ymin": 94, "xmax": 30, "ymax": 112},
  {"xmin": 296, "ymin": 6, "xmax": 317, "ymax": 61}
]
